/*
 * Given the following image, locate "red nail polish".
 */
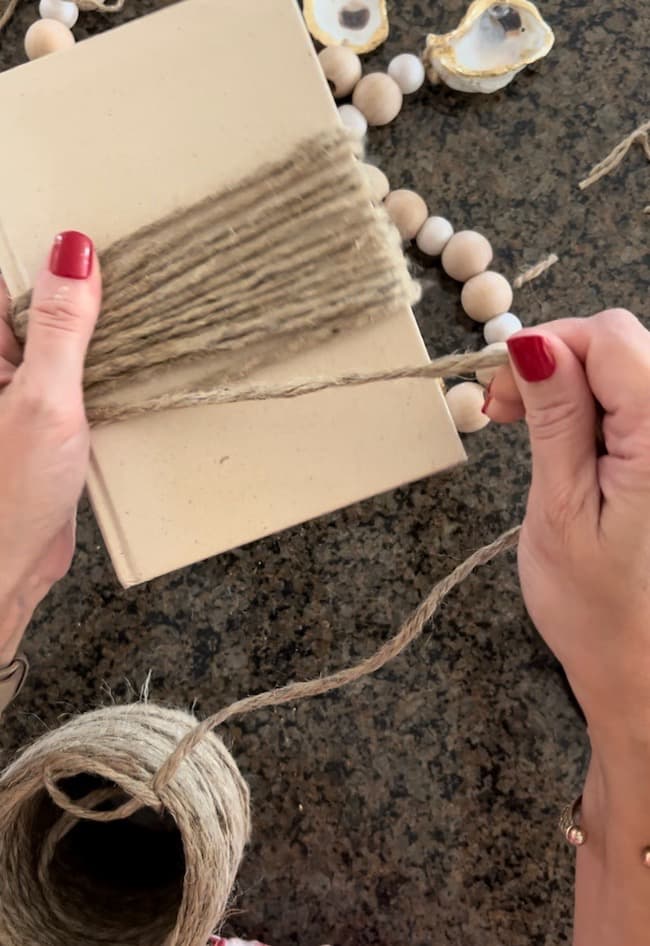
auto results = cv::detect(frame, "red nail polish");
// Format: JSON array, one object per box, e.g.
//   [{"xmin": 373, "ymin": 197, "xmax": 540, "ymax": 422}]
[
  {"xmin": 507, "ymin": 335, "xmax": 556, "ymax": 382},
  {"xmin": 49, "ymin": 231, "xmax": 93, "ymax": 279}
]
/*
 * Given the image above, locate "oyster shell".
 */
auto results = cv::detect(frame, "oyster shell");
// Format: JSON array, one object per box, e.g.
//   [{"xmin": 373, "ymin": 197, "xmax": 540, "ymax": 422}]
[
  {"xmin": 424, "ymin": 1, "xmax": 554, "ymax": 94},
  {"xmin": 303, "ymin": 0, "xmax": 389, "ymax": 54}
]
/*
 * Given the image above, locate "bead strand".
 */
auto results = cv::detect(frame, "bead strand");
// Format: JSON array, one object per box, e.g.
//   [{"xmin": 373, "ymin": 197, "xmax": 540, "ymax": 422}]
[
  {"xmin": 25, "ymin": 0, "xmax": 79, "ymax": 57},
  {"xmin": 317, "ymin": 46, "xmax": 530, "ymax": 436}
]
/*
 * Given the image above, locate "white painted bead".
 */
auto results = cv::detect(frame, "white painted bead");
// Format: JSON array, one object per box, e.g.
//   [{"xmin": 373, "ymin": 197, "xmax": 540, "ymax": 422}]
[
  {"xmin": 318, "ymin": 46, "xmax": 362, "ymax": 99},
  {"xmin": 388, "ymin": 53, "xmax": 425, "ymax": 94},
  {"xmin": 39, "ymin": 0, "xmax": 78, "ymax": 28},
  {"xmin": 446, "ymin": 382, "xmax": 490, "ymax": 434},
  {"xmin": 483, "ymin": 312, "xmax": 523, "ymax": 344},
  {"xmin": 338, "ymin": 104, "xmax": 367, "ymax": 140},
  {"xmin": 384, "ymin": 189, "xmax": 428, "ymax": 241},
  {"xmin": 442, "ymin": 231, "xmax": 493, "ymax": 282},
  {"xmin": 475, "ymin": 342, "xmax": 508, "ymax": 386},
  {"xmin": 461, "ymin": 271, "xmax": 514, "ymax": 323},
  {"xmin": 25, "ymin": 18, "xmax": 75, "ymax": 59},
  {"xmin": 352, "ymin": 72, "xmax": 403, "ymax": 126},
  {"xmin": 361, "ymin": 163, "xmax": 390, "ymax": 202},
  {"xmin": 416, "ymin": 216, "xmax": 454, "ymax": 256}
]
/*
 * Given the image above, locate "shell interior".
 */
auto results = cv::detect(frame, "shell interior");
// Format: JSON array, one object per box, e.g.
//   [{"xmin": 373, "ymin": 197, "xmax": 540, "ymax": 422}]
[
  {"xmin": 303, "ymin": 0, "xmax": 389, "ymax": 54},
  {"xmin": 428, "ymin": 0, "xmax": 554, "ymax": 77}
]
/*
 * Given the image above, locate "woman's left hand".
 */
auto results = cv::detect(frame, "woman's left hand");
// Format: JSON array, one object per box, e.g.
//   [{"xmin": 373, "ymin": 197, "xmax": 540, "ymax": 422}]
[{"xmin": 0, "ymin": 231, "xmax": 101, "ymax": 664}]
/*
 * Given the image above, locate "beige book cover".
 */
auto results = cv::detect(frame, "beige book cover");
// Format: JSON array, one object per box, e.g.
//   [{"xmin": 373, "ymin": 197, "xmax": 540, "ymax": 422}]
[{"xmin": 0, "ymin": 0, "xmax": 465, "ymax": 587}]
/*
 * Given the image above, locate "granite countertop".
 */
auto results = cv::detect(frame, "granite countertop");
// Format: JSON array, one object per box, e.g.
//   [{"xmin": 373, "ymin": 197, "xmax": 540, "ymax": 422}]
[{"xmin": 0, "ymin": 2, "xmax": 648, "ymax": 944}]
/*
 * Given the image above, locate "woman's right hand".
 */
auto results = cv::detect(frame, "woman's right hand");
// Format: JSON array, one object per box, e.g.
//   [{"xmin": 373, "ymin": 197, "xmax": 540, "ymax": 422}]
[
  {"xmin": 485, "ymin": 310, "xmax": 650, "ymax": 946},
  {"xmin": 485, "ymin": 310, "xmax": 650, "ymax": 745}
]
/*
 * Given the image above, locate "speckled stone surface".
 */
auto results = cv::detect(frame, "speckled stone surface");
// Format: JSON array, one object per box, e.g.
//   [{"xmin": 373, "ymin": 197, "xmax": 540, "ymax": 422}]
[{"xmin": 0, "ymin": 1, "xmax": 648, "ymax": 944}]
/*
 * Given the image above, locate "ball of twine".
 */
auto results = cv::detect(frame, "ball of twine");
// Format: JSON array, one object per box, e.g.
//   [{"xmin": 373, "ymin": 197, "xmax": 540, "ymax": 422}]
[{"xmin": 0, "ymin": 702, "xmax": 250, "ymax": 946}]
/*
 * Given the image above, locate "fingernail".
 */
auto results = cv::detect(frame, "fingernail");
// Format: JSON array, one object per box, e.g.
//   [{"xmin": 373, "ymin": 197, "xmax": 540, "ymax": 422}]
[
  {"xmin": 49, "ymin": 231, "xmax": 93, "ymax": 279},
  {"xmin": 507, "ymin": 335, "xmax": 556, "ymax": 382},
  {"xmin": 481, "ymin": 395, "xmax": 493, "ymax": 416}
]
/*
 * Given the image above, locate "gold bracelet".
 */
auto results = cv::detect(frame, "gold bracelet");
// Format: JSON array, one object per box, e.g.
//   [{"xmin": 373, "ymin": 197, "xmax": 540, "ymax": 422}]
[
  {"xmin": 559, "ymin": 794, "xmax": 586, "ymax": 847},
  {"xmin": 561, "ymin": 793, "xmax": 650, "ymax": 867}
]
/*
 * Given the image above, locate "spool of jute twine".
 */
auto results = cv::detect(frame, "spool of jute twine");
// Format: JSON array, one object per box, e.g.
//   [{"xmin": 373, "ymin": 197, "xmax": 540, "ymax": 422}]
[{"xmin": 0, "ymin": 526, "xmax": 520, "ymax": 946}]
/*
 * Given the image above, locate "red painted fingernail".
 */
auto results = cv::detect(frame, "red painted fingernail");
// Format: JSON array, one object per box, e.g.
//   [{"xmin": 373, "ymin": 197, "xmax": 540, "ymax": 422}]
[
  {"xmin": 507, "ymin": 335, "xmax": 556, "ymax": 382},
  {"xmin": 482, "ymin": 395, "xmax": 493, "ymax": 416},
  {"xmin": 49, "ymin": 231, "xmax": 93, "ymax": 279}
]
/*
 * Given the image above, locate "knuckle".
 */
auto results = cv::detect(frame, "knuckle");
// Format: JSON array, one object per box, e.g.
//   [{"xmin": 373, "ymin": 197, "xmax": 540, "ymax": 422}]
[
  {"xmin": 30, "ymin": 292, "xmax": 83, "ymax": 336},
  {"xmin": 526, "ymin": 396, "xmax": 583, "ymax": 443},
  {"xmin": 593, "ymin": 307, "xmax": 640, "ymax": 336}
]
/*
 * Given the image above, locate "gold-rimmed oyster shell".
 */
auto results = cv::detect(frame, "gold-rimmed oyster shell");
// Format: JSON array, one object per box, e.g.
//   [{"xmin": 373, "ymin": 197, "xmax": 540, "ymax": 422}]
[
  {"xmin": 303, "ymin": 0, "xmax": 389, "ymax": 54},
  {"xmin": 424, "ymin": 1, "xmax": 554, "ymax": 94}
]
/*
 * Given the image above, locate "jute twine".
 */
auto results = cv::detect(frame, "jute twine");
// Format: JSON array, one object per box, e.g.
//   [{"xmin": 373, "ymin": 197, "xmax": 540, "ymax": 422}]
[
  {"xmin": 579, "ymin": 119, "xmax": 650, "ymax": 192},
  {"xmin": 11, "ymin": 130, "xmax": 416, "ymax": 407},
  {"xmin": 0, "ymin": 525, "xmax": 520, "ymax": 946}
]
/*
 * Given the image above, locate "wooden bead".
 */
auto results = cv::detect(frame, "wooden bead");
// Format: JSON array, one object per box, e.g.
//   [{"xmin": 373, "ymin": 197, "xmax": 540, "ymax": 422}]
[
  {"xmin": 388, "ymin": 53, "xmax": 425, "ymax": 94},
  {"xmin": 318, "ymin": 46, "xmax": 362, "ymax": 99},
  {"xmin": 475, "ymin": 342, "xmax": 508, "ymax": 386},
  {"xmin": 441, "ymin": 231, "xmax": 493, "ymax": 282},
  {"xmin": 484, "ymin": 312, "xmax": 522, "ymax": 344},
  {"xmin": 352, "ymin": 72, "xmax": 403, "ymax": 126},
  {"xmin": 338, "ymin": 104, "xmax": 367, "ymax": 140},
  {"xmin": 461, "ymin": 271, "xmax": 514, "ymax": 323},
  {"xmin": 361, "ymin": 163, "xmax": 390, "ymax": 203},
  {"xmin": 39, "ymin": 0, "xmax": 78, "ymax": 28},
  {"xmin": 446, "ymin": 382, "xmax": 490, "ymax": 434},
  {"xmin": 384, "ymin": 189, "xmax": 428, "ymax": 241},
  {"xmin": 25, "ymin": 17, "xmax": 75, "ymax": 59},
  {"xmin": 416, "ymin": 216, "xmax": 454, "ymax": 256}
]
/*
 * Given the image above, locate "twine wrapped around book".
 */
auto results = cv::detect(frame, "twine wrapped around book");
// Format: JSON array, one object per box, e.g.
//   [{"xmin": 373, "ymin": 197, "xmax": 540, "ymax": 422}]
[
  {"xmin": 0, "ymin": 524, "xmax": 520, "ymax": 946},
  {"xmin": 11, "ymin": 129, "xmax": 418, "ymax": 412}
]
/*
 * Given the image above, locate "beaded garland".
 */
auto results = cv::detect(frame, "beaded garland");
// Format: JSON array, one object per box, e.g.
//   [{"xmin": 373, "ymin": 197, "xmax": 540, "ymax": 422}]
[
  {"xmin": 22, "ymin": 0, "xmax": 124, "ymax": 58},
  {"xmin": 317, "ymin": 45, "xmax": 532, "ymax": 436}
]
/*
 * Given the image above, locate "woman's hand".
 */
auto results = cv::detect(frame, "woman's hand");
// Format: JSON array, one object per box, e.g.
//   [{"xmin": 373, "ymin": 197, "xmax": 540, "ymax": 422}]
[
  {"xmin": 485, "ymin": 310, "xmax": 650, "ymax": 946},
  {"xmin": 0, "ymin": 231, "xmax": 100, "ymax": 665},
  {"xmin": 485, "ymin": 310, "xmax": 650, "ymax": 741}
]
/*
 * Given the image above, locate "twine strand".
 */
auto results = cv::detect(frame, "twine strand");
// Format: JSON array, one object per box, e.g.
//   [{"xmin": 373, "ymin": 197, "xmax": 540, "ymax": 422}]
[
  {"xmin": 0, "ymin": 0, "xmax": 18, "ymax": 32},
  {"xmin": 153, "ymin": 524, "xmax": 520, "ymax": 793},
  {"xmin": 513, "ymin": 253, "xmax": 559, "ymax": 290},
  {"xmin": 87, "ymin": 348, "xmax": 511, "ymax": 425},
  {"xmin": 579, "ymin": 119, "xmax": 650, "ymax": 191}
]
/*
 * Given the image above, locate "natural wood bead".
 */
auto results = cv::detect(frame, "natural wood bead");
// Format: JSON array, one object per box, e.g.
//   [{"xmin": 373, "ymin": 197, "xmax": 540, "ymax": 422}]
[
  {"xmin": 352, "ymin": 72, "xmax": 403, "ymax": 126},
  {"xmin": 384, "ymin": 189, "xmax": 428, "ymax": 241},
  {"xmin": 361, "ymin": 163, "xmax": 390, "ymax": 203},
  {"xmin": 441, "ymin": 231, "xmax": 493, "ymax": 282},
  {"xmin": 475, "ymin": 342, "xmax": 508, "ymax": 386},
  {"xmin": 416, "ymin": 216, "xmax": 454, "ymax": 256},
  {"xmin": 338, "ymin": 103, "xmax": 367, "ymax": 140},
  {"xmin": 446, "ymin": 382, "xmax": 490, "ymax": 434},
  {"xmin": 25, "ymin": 17, "xmax": 75, "ymax": 58},
  {"xmin": 318, "ymin": 46, "xmax": 362, "ymax": 99},
  {"xmin": 388, "ymin": 53, "xmax": 425, "ymax": 94},
  {"xmin": 484, "ymin": 312, "xmax": 522, "ymax": 344},
  {"xmin": 461, "ymin": 271, "xmax": 514, "ymax": 323}
]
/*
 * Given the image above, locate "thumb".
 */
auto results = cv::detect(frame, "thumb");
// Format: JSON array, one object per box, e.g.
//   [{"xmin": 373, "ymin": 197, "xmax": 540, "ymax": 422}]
[
  {"xmin": 22, "ymin": 231, "xmax": 101, "ymax": 403},
  {"xmin": 507, "ymin": 331, "xmax": 599, "ymax": 524}
]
